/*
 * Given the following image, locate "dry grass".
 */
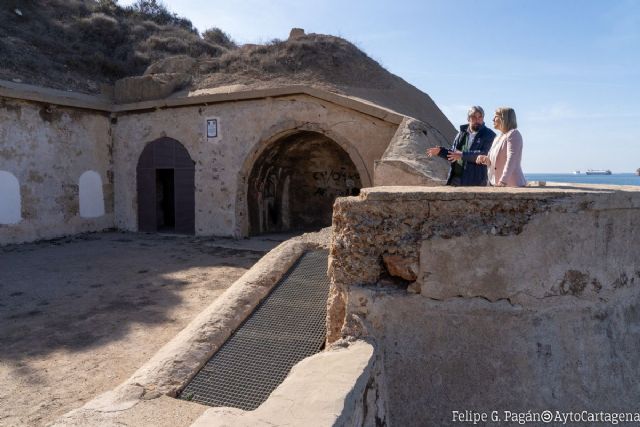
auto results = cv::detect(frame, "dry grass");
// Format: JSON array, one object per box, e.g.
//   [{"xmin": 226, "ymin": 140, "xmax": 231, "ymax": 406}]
[{"xmin": 194, "ymin": 34, "xmax": 393, "ymax": 90}]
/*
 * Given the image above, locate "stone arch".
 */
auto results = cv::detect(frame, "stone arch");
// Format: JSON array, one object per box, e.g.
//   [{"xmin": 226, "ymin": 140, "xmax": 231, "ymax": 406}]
[
  {"xmin": 0, "ymin": 170, "xmax": 21, "ymax": 224},
  {"xmin": 79, "ymin": 170, "xmax": 105, "ymax": 218},
  {"xmin": 238, "ymin": 122, "xmax": 368, "ymax": 236},
  {"xmin": 136, "ymin": 137, "xmax": 195, "ymax": 234}
]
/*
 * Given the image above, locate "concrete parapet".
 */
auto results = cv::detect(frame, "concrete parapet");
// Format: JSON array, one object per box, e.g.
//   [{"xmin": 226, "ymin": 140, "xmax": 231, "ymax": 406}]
[{"xmin": 327, "ymin": 184, "xmax": 640, "ymax": 426}]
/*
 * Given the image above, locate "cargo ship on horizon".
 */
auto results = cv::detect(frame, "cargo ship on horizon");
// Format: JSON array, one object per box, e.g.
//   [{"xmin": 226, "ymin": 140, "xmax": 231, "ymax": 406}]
[{"xmin": 585, "ymin": 169, "xmax": 612, "ymax": 175}]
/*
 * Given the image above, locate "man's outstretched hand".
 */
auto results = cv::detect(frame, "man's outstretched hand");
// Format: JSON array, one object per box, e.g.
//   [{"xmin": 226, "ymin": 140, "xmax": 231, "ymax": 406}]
[{"xmin": 426, "ymin": 147, "xmax": 442, "ymax": 157}]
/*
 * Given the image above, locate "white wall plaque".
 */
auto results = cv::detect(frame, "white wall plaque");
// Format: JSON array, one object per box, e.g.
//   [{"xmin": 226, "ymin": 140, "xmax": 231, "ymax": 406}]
[{"xmin": 206, "ymin": 118, "xmax": 218, "ymax": 138}]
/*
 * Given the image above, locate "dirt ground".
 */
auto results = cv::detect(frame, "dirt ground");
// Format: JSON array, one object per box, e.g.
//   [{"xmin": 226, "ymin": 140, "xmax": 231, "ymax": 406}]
[{"xmin": 0, "ymin": 231, "xmax": 276, "ymax": 427}]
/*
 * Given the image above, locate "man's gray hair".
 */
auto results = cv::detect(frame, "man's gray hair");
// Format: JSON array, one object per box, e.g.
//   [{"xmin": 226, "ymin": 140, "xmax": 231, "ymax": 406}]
[{"xmin": 467, "ymin": 106, "xmax": 484, "ymax": 118}]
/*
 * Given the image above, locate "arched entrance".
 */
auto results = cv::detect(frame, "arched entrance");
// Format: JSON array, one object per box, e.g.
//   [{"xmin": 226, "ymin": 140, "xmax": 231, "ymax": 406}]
[
  {"xmin": 248, "ymin": 131, "xmax": 361, "ymax": 235},
  {"xmin": 136, "ymin": 137, "xmax": 195, "ymax": 234}
]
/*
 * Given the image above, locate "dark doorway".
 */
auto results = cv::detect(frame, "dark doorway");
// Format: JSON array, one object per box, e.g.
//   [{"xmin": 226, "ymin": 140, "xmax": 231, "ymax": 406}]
[
  {"xmin": 156, "ymin": 169, "xmax": 175, "ymax": 231},
  {"xmin": 137, "ymin": 137, "xmax": 195, "ymax": 234},
  {"xmin": 248, "ymin": 131, "xmax": 361, "ymax": 235}
]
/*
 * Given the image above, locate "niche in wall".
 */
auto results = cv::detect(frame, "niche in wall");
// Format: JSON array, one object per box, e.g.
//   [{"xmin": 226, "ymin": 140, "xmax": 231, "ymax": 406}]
[
  {"xmin": 79, "ymin": 170, "xmax": 105, "ymax": 218},
  {"xmin": 0, "ymin": 170, "xmax": 21, "ymax": 224}
]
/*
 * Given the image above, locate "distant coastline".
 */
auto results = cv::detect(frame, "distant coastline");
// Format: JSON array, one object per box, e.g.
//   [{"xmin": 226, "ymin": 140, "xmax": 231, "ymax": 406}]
[{"xmin": 525, "ymin": 173, "xmax": 640, "ymax": 186}]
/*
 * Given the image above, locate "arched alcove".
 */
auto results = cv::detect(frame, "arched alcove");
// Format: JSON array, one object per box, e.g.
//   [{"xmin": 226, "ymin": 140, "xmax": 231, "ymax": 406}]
[
  {"xmin": 136, "ymin": 137, "xmax": 195, "ymax": 234},
  {"xmin": 0, "ymin": 171, "xmax": 21, "ymax": 224},
  {"xmin": 247, "ymin": 131, "xmax": 362, "ymax": 235},
  {"xmin": 79, "ymin": 170, "xmax": 105, "ymax": 218}
]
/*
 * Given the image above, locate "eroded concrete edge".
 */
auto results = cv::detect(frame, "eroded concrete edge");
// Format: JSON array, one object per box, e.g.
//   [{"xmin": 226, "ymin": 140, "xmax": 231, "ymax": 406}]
[
  {"xmin": 0, "ymin": 79, "xmax": 405, "ymax": 125},
  {"xmin": 189, "ymin": 340, "xmax": 381, "ymax": 427}
]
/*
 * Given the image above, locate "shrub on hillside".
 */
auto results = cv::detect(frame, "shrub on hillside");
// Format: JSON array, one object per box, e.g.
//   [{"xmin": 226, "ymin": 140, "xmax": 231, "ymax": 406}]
[
  {"xmin": 131, "ymin": 20, "xmax": 161, "ymax": 39},
  {"xmin": 76, "ymin": 13, "xmax": 125, "ymax": 48},
  {"xmin": 126, "ymin": 0, "xmax": 195, "ymax": 33},
  {"xmin": 143, "ymin": 35, "xmax": 190, "ymax": 55},
  {"xmin": 203, "ymin": 28, "xmax": 236, "ymax": 49}
]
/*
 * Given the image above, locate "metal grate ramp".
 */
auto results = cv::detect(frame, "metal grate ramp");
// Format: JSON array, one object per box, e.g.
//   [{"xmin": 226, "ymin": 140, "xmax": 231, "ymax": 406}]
[{"xmin": 178, "ymin": 250, "xmax": 330, "ymax": 410}]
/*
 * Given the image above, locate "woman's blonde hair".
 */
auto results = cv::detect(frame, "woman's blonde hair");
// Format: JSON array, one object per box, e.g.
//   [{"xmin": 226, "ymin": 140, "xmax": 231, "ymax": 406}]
[{"xmin": 495, "ymin": 107, "xmax": 518, "ymax": 131}]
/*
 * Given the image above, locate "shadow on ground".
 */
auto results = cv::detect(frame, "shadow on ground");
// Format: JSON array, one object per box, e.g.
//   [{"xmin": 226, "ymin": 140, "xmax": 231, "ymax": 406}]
[{"xmin": 0, "ymin": 231, "xmax": 266, "ymax": 363}]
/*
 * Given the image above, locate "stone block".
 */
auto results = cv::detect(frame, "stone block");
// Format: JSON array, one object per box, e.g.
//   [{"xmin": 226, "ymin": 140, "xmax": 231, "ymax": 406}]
[{"xmin": 114, "ymin": 73, "xmax": 191, "ymax": 103}]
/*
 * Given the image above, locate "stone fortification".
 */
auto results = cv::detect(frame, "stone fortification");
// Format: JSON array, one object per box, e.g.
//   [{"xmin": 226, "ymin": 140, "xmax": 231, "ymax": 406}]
[
  {"xmin": 1, "ymin": 81, "xmax": 418, "ymax": 245},
  {"xmin": 328, "ymin": 184, "xmax": 640, "ymax": 426},
  {"xmin": 0, "ymin": 96, "xmax": 113, "ymax": 244}
]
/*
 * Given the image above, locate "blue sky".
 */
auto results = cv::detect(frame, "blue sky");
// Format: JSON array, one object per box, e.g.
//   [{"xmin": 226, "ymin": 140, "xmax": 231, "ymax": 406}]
[{"xmin": 120, "ymin": 0, "xmax": 640, "ymax": 173}]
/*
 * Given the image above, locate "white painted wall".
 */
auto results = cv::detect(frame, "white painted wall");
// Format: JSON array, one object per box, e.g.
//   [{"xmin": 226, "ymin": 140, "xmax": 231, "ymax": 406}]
[
  {"xmin": 79, "ymin": 170, "xmax": 105, "ymax": 218},
  {"xmin": 0, "ymin": 171, "xmax": 21, "ymax": 224}
]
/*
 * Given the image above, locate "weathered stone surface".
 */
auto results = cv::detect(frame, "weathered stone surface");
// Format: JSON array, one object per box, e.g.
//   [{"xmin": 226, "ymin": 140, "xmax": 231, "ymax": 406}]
[
  {"xmin": 1, "ymin": 83, "xmax": 402, "ymax": 244},
  {"xmin": 351, "ymin": 288, "xmax": 640, "ymax": 426},
  {"xmin": 114, "ymin": 73, "xmax": 191, "ymax": 103},
  {"xmin": 406, "ymin": 281, "xmax": 420, "ymax": 294},
  {"xmin": 374, "ymin": 159, "xmax": 444, "ymax": 186},
  {"xmin": 112, "ymin": 93, "xmax": 396, "ymax": 237},
  {"xmin": 417, "ymin": 204, "xmax": 639, "ymax": 304},
  {"xmin": 289, "ymin": 27, "xmax": 305, "ymax": 39},
  {"xmin": 374, "ymin": 117, "xmax": 448, "ymax": 186},
  {"xmin": 0, "ymin": 98, "xmax": 113, "ymax": 245},
  {"xmin": 382, "ymin": 253, "xmax": 418, "ymax": 281},
  {"xmin": 326, "ymin": 278, "xmax": 348, "ymax": 344},
  {"xmin": 328, "ymin": 185, "xmax": 640, "ymax": 298},
  {"xmin": 49, "ymin": 395, "xmax": 205, "ymax": 427},
  {"xmin": 144, "ymin": 55, "xmax": 197, "ymax": 75},
  {"xmin": 329, "ymin": 185, "xmax": 640, "ymax": 426}
]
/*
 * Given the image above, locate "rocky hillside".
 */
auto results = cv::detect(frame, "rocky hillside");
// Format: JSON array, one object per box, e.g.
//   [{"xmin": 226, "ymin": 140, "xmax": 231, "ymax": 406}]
[
  {"xmin": 0, "ymin": 0, "xmax": 454, "ymax": 138},
  {"xmin": 0, "ymin": 0, "xmax": 234, "ymax": 93}
]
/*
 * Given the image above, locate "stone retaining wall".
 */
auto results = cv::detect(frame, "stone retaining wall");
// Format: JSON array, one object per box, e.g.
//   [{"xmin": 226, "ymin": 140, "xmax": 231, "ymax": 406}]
[{"xmin": 328, "ymin": 184, "xmax": 640, "ymax": 426}]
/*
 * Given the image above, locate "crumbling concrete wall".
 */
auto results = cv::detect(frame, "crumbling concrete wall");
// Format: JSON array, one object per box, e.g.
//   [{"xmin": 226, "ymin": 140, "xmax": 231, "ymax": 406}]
[
  {"xmin": 328, "ymin": 185, "xmax": 640, "ymax": 426},
  {"xmin": 374, "ymin": 117, "xmax": 449, "ymax": 186},
  {"xmin": 0, "ymin": 98, "xmax": 113, "ymax": 244},
  {"xmin": 112, "ymin": 94, "xmax": 397, "ymax": 237}
]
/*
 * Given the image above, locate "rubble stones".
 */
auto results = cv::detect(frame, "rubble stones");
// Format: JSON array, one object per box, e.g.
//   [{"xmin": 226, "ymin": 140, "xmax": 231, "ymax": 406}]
[
  {"xmin": 114, "ymin": 73, "xmax": 191, "ymax": 103},
  {"xmin": 382, "ymin": 254, "xmax": 418, "ymax": 281},
  {"xmin": 144, "ymin": 55, "xmax": 197, "ymax": 75}
]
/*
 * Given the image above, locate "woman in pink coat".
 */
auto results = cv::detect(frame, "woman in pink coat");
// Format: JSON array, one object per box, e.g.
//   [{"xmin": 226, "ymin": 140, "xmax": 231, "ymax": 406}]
[{"xmin": 477, "ymin": 107, "xmax": 527, "ymax": 187}]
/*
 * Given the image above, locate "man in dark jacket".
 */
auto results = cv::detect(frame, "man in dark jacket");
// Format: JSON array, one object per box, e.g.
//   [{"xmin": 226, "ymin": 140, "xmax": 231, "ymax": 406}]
[{"xmin": 426, "ymin": 106, "xmax": 496, "ymax": 186}]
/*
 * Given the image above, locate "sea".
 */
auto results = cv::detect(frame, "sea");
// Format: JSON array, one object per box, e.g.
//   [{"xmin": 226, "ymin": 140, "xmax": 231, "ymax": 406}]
[{"xmin": 525, "ymin": 173, "xmax": 640, "ymax": 186}]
